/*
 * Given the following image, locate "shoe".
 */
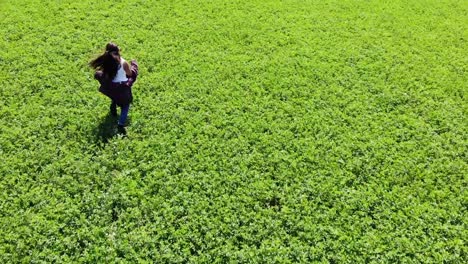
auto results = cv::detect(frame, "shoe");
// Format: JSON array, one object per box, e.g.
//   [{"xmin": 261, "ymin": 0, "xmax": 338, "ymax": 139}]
[{"xmin": 117, "ymin": 125, "xmax": 127, "ymax": 136}]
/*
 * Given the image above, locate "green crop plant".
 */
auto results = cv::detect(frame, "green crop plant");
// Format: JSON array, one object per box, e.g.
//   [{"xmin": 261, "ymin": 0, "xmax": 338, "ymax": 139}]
[{"xmin": 0, "ymin": 0, "xmax": 466, "ymax": 262}]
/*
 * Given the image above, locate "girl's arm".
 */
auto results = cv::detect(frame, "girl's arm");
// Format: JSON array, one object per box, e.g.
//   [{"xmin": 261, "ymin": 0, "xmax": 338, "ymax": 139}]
[{"xmin": 123, "ymin": 61, "xmax": 132, "ymax": 77}]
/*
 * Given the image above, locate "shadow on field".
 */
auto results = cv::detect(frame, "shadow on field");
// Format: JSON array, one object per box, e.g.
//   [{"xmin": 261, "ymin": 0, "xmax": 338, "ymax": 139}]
[{"xmin": 94, "ymin": 113, "xmax": 119, "ymax": 145}]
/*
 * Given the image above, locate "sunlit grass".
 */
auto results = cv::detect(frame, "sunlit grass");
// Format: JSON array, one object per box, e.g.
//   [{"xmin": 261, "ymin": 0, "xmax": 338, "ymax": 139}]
[{"xmin": 0, "ymin": 0, "xmax": 466, "ymax": 262}]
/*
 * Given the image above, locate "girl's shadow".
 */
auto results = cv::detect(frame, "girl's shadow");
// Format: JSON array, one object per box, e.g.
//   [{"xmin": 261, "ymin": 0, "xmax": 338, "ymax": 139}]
[{"xmin": 95, "ymin": 113, "xmax": 126, "ymax": 145}]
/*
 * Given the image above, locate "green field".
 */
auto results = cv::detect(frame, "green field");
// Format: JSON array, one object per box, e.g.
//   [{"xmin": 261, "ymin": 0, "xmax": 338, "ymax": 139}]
[{"xmin": 0, "ymin": 0, "xmax": 467, "ymax": 262}]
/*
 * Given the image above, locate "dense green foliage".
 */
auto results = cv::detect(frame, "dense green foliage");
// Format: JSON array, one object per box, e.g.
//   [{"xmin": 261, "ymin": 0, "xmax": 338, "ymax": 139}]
[{"xmin": 1, "ymin": 0, "xmax": 466, "ymax": 262}]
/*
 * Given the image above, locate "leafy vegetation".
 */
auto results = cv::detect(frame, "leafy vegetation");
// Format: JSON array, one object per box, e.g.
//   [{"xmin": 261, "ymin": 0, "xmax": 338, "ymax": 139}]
[{"xmin": 0, "ymin": 0, "xmax": 466, "ymax": 262}]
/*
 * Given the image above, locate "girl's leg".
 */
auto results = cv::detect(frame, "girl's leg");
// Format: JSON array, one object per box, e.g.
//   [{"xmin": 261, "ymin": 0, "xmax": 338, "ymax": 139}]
[
  {"xmin": 110, "ymin": 100, "xmax": 117, "ymax": 116},
  {"xmin": 118, "ymin": 104, "xmax": 130, "ymax": 126}
]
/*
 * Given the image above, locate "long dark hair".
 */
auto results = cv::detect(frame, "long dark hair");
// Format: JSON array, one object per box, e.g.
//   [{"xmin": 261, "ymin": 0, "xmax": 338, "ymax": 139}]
[{"xmin": 89, "ymin": 43, "xmax": 121, "ymax": 80}]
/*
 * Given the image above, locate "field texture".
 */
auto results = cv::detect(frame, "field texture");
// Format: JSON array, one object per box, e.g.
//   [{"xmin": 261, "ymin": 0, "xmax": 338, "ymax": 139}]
[{"xmin": 0, "ymin": 0, "xmax": 467, "ymax": 262}]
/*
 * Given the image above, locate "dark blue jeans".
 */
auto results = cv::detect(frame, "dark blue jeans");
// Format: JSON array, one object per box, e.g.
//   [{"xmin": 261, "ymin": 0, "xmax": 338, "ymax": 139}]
[{"xmin": 111, "ymin": 101, "xmax": 130, "ymax": 126}]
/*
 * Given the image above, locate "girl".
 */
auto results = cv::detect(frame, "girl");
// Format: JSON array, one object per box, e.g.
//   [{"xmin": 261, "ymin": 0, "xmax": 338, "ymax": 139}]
[{"xmin": 90, "ymin": 42, "xmax": 138, "ymax": 134}]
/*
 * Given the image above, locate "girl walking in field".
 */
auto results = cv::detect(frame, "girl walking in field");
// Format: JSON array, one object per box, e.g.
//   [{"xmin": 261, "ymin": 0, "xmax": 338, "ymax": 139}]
[{"xmin": 90, "ymin": 42, "xmax": 138, "ymax": 135}]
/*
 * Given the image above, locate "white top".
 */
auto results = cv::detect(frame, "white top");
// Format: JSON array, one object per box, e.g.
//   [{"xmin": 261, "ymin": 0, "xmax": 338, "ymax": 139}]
[{"xmin": 112, "ymin": 58, "xmax": 129, "ymax": 83}]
